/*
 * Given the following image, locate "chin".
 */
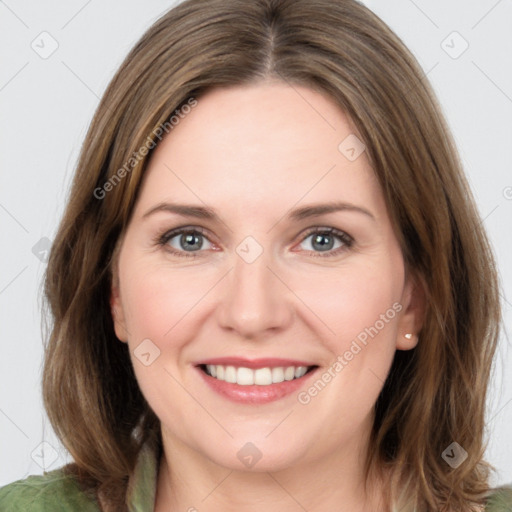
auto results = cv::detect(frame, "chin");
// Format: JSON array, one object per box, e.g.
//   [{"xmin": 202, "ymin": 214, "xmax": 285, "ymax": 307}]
[{"xmin": 203, "ymin": 437, "xmax": 310, "ymax": 473}]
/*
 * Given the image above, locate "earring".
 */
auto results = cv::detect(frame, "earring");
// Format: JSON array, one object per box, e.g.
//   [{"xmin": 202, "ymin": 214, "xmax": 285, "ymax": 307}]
[{"xmin": 404, "ymin": 333, "xmax": 413, "ymax": 340}]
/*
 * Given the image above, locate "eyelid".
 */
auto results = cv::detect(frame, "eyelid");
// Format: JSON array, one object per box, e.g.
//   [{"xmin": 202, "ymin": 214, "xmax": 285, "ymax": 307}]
[{"xmin": 299, "ymin": 226, "xmax": 352, "ymax": 242}]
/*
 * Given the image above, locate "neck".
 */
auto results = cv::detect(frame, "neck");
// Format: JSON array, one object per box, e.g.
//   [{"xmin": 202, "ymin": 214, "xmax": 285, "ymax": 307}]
[{"xmin": 154, "ymin": 427, "xmax": 391, "ymax": 512}]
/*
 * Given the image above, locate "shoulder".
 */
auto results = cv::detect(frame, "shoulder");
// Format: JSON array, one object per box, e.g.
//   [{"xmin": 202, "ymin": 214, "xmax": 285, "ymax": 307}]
[
  {"xmin": 0, "ymin": 468, "xmax": 100, "ymax": 512},
  {"xmin": 485, "ymin": 484, "xmax": 512, "ymax": 511}
]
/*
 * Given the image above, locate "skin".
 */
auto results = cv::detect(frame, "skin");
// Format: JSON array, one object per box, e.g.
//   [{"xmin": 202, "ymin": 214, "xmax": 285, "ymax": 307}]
[{"xmin": 111, "ymin": 82, "xmax": 424, "ymax": 512}]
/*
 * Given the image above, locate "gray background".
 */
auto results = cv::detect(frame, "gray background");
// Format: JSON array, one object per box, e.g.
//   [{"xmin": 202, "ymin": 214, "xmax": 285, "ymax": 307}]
[{"xmin": 1, "ymin": 0, "xmax": 511, "ymax": 487}]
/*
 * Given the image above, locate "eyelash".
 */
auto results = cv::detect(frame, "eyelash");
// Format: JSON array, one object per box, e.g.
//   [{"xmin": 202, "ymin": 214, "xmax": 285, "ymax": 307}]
[{"xmin": 154, "ymin": 226, "xmax": 354, "ymax": 259}]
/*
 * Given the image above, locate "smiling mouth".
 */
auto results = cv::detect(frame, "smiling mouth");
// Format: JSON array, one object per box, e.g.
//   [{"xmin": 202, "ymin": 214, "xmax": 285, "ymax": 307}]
[{"xmin": 198, "ymin": 364, "xmax": 318, "ymax": 386}]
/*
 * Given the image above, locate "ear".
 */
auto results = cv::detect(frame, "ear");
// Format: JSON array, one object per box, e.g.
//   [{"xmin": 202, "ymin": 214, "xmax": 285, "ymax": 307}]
[
  {"xmin": 110, "ymin": 272, "xmax": 129, "ymax": 343},
  {"xmin": 396, "ymin": 272, "xmax": 426, "ymax": 351}
]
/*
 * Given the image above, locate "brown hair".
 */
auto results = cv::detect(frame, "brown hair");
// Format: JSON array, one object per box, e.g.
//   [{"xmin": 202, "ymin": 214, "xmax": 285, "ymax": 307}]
[{"xmin": 42, "ymin": 0, "xmax": 501, "ymax": 510}]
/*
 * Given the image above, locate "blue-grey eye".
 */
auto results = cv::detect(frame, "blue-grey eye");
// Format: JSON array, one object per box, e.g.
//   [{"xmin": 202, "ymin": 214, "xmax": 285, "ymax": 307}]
[
  {"xmin": 298, "ymin": 228, "xmax": 352, "ymax": 254},
  {"xmin": 168, "ymin": 230, "xmax": 213, "ymax": 252}
]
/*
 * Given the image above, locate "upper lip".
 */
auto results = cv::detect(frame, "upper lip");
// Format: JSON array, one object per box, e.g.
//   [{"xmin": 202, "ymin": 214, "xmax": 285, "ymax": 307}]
[{"xmin": 195, "ymin": 357, "xmax": 317, "ymax": 370}]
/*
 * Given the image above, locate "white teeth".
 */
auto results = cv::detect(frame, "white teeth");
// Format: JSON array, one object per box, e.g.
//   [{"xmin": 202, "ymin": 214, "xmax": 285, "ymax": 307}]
[
  {"xmin": 271, "ymin": 367, "xmax": 285, "ymax": 383},
  {"xmin": 255, "ymin": 367, "xmax": 272, "ymax": 385},
  {"xmin": 284, "ymin": 366, "xmax": 295, "ymax": 381},
  {"xmin": 237, "ymin": 367, "xmax": 254, "ymax": 385},
  {"xmin": 225, "ymin": 366, "xmax": 236, "ymax": 383},
  {"xmin": 204, "ymin": 364, "xmax": 311, "ymax": 385},
  {"xmin": 295, "ymin": 366, "xmax": 308, "ymax": 378}
]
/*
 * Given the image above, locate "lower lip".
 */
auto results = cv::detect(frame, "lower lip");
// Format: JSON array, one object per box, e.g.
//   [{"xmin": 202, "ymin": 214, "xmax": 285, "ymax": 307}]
[{"xmin": 196, "ymin": 366, "xmax": 318, "ymax": 404}]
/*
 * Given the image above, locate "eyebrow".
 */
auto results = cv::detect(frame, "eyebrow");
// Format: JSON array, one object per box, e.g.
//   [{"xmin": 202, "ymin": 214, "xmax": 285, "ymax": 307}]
[{"xmin": 142, "ymin": 201, "xmax": 375, "ymax": 222}]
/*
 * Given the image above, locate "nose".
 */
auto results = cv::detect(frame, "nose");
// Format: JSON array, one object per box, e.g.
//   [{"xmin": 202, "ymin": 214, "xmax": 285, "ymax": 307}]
[{"xmin": 215, "ymin": 247, "xmax": 294, "ymax": 339}]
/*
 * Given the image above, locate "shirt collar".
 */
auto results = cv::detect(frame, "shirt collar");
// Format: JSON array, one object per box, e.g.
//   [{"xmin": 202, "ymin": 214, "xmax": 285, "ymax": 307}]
[{"xmin": 126, "ymin": 437, "xmax": 161, "ymax": 511}]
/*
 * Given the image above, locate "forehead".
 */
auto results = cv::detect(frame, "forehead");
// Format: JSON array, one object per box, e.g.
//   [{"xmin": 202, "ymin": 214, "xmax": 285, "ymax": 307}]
[{"xmin": 134, "ymin": 83, "xmax": 385, "ymax": 222}]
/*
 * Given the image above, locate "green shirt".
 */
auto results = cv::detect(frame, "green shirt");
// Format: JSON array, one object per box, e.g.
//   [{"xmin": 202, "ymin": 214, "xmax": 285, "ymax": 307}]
[
  {"xmin": 1, "ymin": 441, "xmax": 511, "ymax": 511},
  {"xmin": 0, "ymin": 440, "xmax": 157, "ymax": 511}
]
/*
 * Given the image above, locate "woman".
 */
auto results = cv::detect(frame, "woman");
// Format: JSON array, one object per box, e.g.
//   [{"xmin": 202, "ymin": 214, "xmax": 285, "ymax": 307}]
[{"xmin": 1, "ymin": 0, "xmax": 510, "ymax": 510}]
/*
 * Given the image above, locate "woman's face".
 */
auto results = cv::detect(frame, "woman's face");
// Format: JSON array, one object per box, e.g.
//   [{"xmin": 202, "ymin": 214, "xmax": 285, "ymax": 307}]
[{"xmin": 111, "ymin": 82, "xmax": 422, "ymax": 473}]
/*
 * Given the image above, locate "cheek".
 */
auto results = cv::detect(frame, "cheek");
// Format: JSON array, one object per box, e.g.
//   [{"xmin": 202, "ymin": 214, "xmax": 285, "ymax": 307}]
[
  {"xmin": 291, "ymin": 263, "xmax": 403, "ymax": 425},
  {"xmin": 118, "ymin": 264, "xmax": 203, "ymax": 418},
  {"xmin": 120, "ymin": 262, "xmax": 209, "ymax": 343},
  {"xmin": 290, "ymin": 258, "xmax": 404, "ymax": 352}
]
